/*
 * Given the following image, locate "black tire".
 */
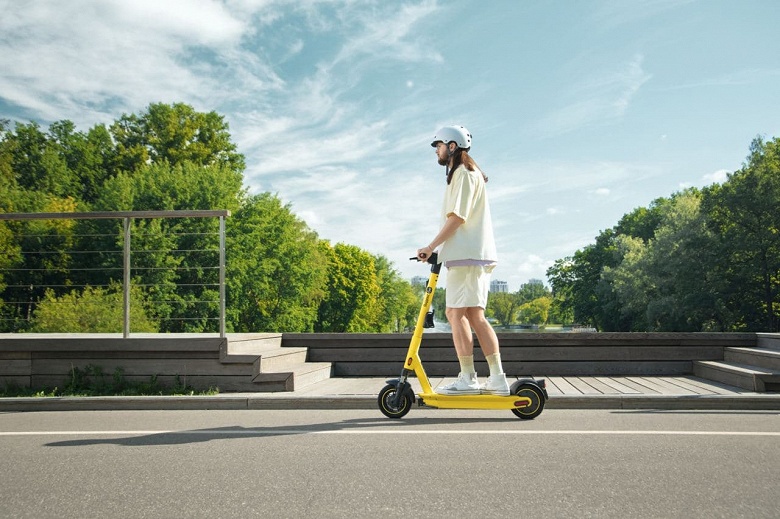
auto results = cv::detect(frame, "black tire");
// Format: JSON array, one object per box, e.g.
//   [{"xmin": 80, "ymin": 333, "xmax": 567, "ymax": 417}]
[
  {"xmin": 378, "ymin": 383, "xmax": 412, "ymax": 419},
  {"xmin": 511, "ymin": 384, "xmax": 545, "ymax": 420}
]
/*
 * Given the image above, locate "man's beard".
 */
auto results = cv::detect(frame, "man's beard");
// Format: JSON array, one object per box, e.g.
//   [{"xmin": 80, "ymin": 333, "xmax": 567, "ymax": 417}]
[{"xmin": 437, "ymin": 156, "xmax": 449, "ymax": 166}]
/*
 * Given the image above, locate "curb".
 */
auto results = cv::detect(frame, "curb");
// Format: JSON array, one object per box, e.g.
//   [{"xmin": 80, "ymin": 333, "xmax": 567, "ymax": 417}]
[
  {"xmin": 1, "ymin": 394, "xmax": 779, "ymax": 412},
  {"xmin": 546, "ymin": 394, "xmax": 780, "ymax": 411}
]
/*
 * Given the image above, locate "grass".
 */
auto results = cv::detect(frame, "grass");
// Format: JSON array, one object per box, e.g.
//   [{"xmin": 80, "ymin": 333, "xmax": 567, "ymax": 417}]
[{"xmin": 1, "ymin": 364, "xmax": 220, "ymax": 397}]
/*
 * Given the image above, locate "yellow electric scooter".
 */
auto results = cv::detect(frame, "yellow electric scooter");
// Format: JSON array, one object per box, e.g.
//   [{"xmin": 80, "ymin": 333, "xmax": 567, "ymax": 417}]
[{"xmin": 378, "ymin": 253, "xmax": 548, "ymax": 420}]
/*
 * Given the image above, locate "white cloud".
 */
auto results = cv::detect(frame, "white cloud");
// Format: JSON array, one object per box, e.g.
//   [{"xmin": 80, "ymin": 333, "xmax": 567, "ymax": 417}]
[
  {"xmin": 516, "ymin": 254, "xmax": 553, "ymax": 279},
  {"xmin": 331, "ymin": 0, "xmax": 441, "ymax": 66},
  {"xmin": 0, "ymin": 0, "xmax": 276, "ymax": 125},
  {"xmin": 702, "ymin": 169, "xmax": 730, "ymax": 185},
  {"xmin": 534, "ymin": 54, "xmax": 652, "ymax": 137}
]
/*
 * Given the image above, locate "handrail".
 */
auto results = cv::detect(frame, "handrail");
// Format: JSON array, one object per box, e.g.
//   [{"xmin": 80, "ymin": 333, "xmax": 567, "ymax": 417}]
[{"xmin": 0, "ymin": 210, "xmax": 230, "ymax": 220}]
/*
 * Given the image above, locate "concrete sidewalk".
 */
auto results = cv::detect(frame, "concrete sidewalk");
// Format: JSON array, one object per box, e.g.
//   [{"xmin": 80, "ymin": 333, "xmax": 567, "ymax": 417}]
[{"xmin": 2, "ymin": 375, "xmax": 779, "ymax": 412}]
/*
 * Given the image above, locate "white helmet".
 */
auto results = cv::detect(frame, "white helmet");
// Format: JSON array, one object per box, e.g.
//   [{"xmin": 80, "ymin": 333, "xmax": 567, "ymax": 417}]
[{"xmin": 431, "ymin": 125, "xmax": 472, "ymax": 150}]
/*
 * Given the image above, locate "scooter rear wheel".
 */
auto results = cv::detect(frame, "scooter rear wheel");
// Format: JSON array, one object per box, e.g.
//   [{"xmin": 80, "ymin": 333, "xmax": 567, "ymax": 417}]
[
  {"xmin": 378, "ymin": 383, "xmax": 412, "ymax": 419},
  {"xmin": 511, "ymin": 384, "xmax": 545, "ymax": 420}
]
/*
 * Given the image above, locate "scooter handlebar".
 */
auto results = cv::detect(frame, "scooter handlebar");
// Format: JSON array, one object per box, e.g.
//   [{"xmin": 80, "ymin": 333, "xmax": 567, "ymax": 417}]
[{"xmin": 410, "ymin": 252, "xmax": 439, "ymax": 265}]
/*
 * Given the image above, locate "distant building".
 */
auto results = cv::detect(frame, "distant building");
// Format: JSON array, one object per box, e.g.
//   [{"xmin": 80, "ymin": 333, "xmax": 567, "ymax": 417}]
[
  {"xmin": 490, "ymin": 280, "xmax": 509, "ymax": 293},
  {"xmin": 411, "ymin": 276, "xmax": 428, "ymax": 287}
]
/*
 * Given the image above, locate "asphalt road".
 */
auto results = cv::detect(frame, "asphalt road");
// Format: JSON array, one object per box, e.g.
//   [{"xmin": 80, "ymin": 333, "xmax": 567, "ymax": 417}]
[{"xmin": 1, "ymin": 409, "xmax": 778, "ymax": 518}]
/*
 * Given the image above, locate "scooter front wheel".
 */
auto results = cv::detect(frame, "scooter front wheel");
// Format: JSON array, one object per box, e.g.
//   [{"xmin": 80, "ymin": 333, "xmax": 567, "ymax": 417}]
[
  {"xmin": 378, "ymin": 383, "xmax": 412, "ymax": 419},
  {"xmin": 511, "ymin": 384, "xmax": 545, "ymax": 420}
]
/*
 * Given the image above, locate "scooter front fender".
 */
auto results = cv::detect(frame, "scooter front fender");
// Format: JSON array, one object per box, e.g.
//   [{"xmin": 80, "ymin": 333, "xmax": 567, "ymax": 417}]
[{"xmin": 385, "ymin": 378, "xmax": 416, "ymax": 404}]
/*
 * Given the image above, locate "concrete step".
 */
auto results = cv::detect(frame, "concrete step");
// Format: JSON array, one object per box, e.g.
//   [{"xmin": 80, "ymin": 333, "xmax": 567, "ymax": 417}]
[
  {"xmin": 756, "ymin": 333, "xmax": 780, "ymax": 351},
  {"xmin": 252, "ymin": 362, "xmax": 333, "ymax": 392},
  {"xmin": 725, "ymin": 347, "xmax": 780, "ymax": 371},
  {"xmin": 219, "ymin": 333, "xmax": 283, "ymax": 363},
  {"xmin": 220, "ymin": 334, "xmax": 333, "ymax": 392},
  {"xmin": 221, "ymin": 335, "xmax": 309, "ymax": 372},
  {"xmin": 693, "ymin": 360, "xmax": 780, "ymax": 392}
]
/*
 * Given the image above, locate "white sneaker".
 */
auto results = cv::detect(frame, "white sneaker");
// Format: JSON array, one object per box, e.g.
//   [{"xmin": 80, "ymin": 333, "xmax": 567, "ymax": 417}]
[
  {"xmin": 481, "ymin": 373, "xmax": 510, "ymax": 395},
  {"xmin": 437, "ymin": 372, "xmax": 480, "ymax": 395}
]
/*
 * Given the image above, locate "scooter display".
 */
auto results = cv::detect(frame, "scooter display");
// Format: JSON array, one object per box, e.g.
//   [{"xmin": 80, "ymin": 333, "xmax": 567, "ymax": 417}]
[{"xmin": 378, "ymin": 253, "xmax": 548, "ymax": 419}]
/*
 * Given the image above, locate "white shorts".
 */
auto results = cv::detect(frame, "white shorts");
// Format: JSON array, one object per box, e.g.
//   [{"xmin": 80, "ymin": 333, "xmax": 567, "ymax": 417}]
[{"xmin": 445, "ymin": 265, "xmax": 491, "ymax": 309}]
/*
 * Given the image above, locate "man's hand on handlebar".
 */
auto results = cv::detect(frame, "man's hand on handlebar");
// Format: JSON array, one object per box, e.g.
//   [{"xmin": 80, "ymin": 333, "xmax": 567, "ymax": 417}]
[{"xmin": 416, "ymin": 245, "xmax": 434, "ymax": 261}]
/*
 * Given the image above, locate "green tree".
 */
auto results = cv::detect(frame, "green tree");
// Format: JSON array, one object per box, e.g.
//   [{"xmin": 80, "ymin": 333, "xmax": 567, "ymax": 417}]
[
  {"xmin": 30, "ymin": 284, "xmax": 158, "ymax": 333},
  {"xmin": 49, "ymin": 120, "xmax": 116, "ymax": 204},
  {"xmin": 547, "ymin": 200, "xmax": 672, "ymax": 331},
  {"xmin": 703, "ymin": 137, "xmax": 780, "ymax": 331},
  {"xmin": 110, "ymin": 102, "xmax": 245, "ymax": 174},
  {"xmin": 488, "ymin": 292, "xmax": 518, "ymax": 327},
  {"xmin": 315, "ymin": 243, "xmax": 381, "ymax": 332},
  {"xmin": 518, "ymin": 296, "xmax": 552, "ymax": 326},
  {"xmin": 517, "ymin": 279, "xmax": 548, "ymax": 304},
  {"xmin": 227, "ymin": 193, "xmax": 327, "ymax": 332},
  {"xmin": 372, "ymin": 255, "xmax": 419, "ymax": 332},
  {"xmin": 9, "ymin": 122, "xmax": 78, "ymax": 197}
]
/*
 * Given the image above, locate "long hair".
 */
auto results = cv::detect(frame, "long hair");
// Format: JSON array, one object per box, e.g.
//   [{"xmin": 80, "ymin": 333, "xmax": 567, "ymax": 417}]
[{"xmin": 447, "ymin": 148, "xmax": 488, "ymax": 184}]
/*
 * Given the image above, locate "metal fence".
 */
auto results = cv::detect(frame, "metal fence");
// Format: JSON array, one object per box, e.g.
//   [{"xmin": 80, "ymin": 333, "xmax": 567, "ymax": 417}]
[{"xmin": 0, "ymin": 210, "xmax": 229, "ymax": 337}]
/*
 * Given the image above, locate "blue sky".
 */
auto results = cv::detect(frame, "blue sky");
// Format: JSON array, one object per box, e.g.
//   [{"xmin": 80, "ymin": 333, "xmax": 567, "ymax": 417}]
[{"xmin": 2, "ymin": 0, "xmax": 779, "ymax": 290}]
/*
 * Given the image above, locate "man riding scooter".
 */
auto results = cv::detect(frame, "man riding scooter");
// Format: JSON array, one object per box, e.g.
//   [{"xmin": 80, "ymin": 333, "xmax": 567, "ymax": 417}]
[{"xmin": 417, "ymin": 125, "xmax": 509, "ymax": 396}]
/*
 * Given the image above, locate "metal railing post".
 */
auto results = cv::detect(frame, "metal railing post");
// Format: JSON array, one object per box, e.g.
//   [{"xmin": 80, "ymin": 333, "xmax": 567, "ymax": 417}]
[
  {"xmin": 123, "ymin": 217, "xmax": 131, "ymax": 338},
  {"xmin": 219, "ymin": 215, "xmax": 226, "ymax": 338}
]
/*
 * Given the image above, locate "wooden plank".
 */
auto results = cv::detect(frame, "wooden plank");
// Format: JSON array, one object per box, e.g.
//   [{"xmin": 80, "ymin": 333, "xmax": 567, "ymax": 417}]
[
  {"xmin": 0, "ymin": 337, "xmax": 223, "ymax": 352},
  {"xmin": 564, "ymin": 377, "xmax": 601, "ymax": 395},
  {"xmin": 31, "ymin": 358, "xmax": 252, "ymax": 376},
  {"xmin": 307, "ymin": 349, "xmax": 410, "ymax": 362},
  {"xmin": 34, "ymin": 351, "xmax": 218, "ymax": 360},
  {"xmin": 542, "ymin": 378, "xmax": 563, "ymax": 395},
  {"xmin": 665, "ymin": 377, "xmax": 718, "ymax": 395},
  {"xmin": 548, "ymin": 376, "xmax": 581, "ymax": 395},
  {"xmin": 283, "ymin": 332, "xmax": 756, "ymax": 349},
  {"xmin": 635, "ymin": 377, "xmax": 698, "ymax": 395},
  {"xmin": 304, "ymin": 344, "xmax": 723, "ymax": 362},
  {"xmin": 594, "ymin": 376, "xmax": 642, "ymax": 394},
  {"xmin": 675, "ymin": 375, "xmax": 750, "ymax": 395},
  {"xmin": 0, "ymin": 352, "xmax": 31, "ymax": 360},
  {"xmin": 0, "ymin": 376, "xmax": 30, "ymax": 387},
  {"xmin": 612, "ymin": 377, "xmax": 661, "ymax": 394},
  {"xmin": 30, "ymin": 374, "xmax": 258, "ymax": 392},
  {"xmin": 625, "ymin": 377, "xmax": 680, "ymax": 395},
  {"xmin": 579, "ymin": 377, "xmax": 622, "ymax": 395},
  {"xmin": 482, "ymin": 361, "xmax": 691, "ymax": 376},
  {"xmin": 0, "ymin": 359, "xmax": 32, "ymax": 376}
]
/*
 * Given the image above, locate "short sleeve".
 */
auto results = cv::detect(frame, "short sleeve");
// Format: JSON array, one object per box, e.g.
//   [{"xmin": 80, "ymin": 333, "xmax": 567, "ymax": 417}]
[{"xmin": 444, "ymin": 169, "xmax": 477, "ymax": 223}]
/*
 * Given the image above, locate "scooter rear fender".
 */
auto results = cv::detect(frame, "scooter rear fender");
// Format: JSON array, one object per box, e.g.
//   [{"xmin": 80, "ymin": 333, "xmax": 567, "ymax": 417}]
[{"xmin": 511, "ymin": 378, "xmax": 549, "ymax": 401}]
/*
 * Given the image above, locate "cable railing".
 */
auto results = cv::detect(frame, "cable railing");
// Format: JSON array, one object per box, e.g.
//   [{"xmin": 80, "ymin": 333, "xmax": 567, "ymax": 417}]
[{"xmin": 0, "ymin": 210, "xmax": 229, "ymax": 338}]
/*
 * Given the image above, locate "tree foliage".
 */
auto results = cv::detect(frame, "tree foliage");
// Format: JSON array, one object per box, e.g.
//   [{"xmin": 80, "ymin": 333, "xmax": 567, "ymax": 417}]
[
  {"xmin": 548, "ymin": 136, "xmax": 780, "ymax": 332},
  {"xmin": 30, "ymin": 284, "xmax": 158, "ymax": 333},
  {"xmin": 227, "ymin": 193, "xmax": 327, "ymax": 332}
]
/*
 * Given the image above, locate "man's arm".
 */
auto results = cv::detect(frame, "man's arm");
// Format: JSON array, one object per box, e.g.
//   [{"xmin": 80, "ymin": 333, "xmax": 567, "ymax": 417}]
[{"xmin": 417, "ymin": 213, "xmax": 464, "ymax": 259}]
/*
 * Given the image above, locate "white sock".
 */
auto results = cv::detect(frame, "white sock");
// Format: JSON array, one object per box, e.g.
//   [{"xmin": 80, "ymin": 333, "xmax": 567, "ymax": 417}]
[
  {"xmin": 485, "ymin": 353, "xmax": 504, "ymax": 376},
  {"xmin": 458, "ymin": 355, "xmax": 476, "ymax": 375}
]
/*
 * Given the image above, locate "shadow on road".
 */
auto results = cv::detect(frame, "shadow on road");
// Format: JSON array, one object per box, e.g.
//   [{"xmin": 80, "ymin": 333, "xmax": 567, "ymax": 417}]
[{"xmin": 44, "ymin": 415, "xmax": 523, "ymax": 447}]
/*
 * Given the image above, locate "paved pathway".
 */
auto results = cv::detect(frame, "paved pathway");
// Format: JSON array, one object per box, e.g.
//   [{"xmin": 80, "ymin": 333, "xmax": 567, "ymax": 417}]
[{"xmin": 286, "ymin": 374, "xmax": 755, "ymax": 397}]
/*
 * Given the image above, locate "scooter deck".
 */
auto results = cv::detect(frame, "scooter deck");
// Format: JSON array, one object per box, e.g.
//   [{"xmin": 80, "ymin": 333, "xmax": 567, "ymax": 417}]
[{"xmin": 418, "ymin": 392, "xmax": 532, "ymax": 410}]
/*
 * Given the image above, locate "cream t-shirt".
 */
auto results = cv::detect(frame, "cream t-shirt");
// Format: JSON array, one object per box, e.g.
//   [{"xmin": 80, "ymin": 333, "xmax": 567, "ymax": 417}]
[{"xmin": 437, "ymin": 165, "xmax": 498, "ymax": 266}]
